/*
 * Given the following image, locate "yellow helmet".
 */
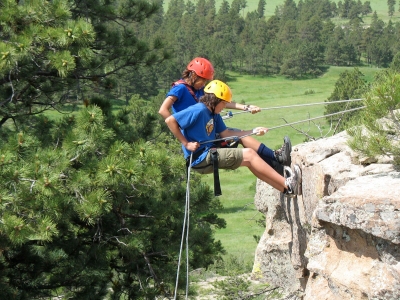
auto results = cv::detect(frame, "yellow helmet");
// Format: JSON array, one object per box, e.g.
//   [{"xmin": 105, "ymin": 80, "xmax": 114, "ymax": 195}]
[{"xmin": 204, "ymin": 80, "xmax": 232, "ymax": 103}]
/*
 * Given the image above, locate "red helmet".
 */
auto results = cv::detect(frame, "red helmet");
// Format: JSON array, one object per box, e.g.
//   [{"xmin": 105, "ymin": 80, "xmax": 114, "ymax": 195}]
[{"xmin": 187, "ymin": 57, "xmax": 214, "ymax": 80}]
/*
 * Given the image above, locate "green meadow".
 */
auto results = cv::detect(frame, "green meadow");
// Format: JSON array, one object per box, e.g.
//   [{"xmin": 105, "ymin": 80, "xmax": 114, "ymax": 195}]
[
  {"xmin": 204, "ymin": 65, "xmax": 381, "ymax": 267},
  {"xmin": 163, "ymin": 0, "xmax": 394, "ymax": 23}
]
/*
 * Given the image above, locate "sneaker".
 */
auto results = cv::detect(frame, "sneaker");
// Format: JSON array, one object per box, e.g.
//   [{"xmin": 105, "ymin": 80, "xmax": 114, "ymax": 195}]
[
  {"xmin": 284, "ymin": 164, "xmax": 302, "ymax": 197},
  {"xmin": 274, "ymin": 136, "xmax": 292, "ymax": 167},
  {"xmin": 283, "ymin": 165, "xmax": 293, "ymax": 179}
]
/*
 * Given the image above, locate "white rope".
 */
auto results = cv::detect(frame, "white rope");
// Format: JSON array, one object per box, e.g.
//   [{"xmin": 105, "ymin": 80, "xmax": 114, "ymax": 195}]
[
  {"xmin": 223, "ymin": 98, "xmax": 364, "ymax": 118},
  {"xmin": 174, "ymin": 152, "xmax": 193, "ymax": 300},
  {"xmin": 220, "ymin": 106, "xmax": 366, "ymax": 142},
  {"xmin": 268, "ymin": 106, "xmax": 366, "ymax": 130}
]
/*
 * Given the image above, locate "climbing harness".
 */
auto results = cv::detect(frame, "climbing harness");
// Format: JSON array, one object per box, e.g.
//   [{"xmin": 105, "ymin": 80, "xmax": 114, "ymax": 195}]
[{"xmin": 210, "ymin": 148, "xmax": 221, "ymax": 196}]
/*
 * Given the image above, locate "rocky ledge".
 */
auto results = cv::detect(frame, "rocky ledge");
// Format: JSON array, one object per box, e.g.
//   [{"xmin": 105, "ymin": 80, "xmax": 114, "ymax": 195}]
[{"xmin": 252, "ymin": 131, "xmax": 400, "ymax": 300}]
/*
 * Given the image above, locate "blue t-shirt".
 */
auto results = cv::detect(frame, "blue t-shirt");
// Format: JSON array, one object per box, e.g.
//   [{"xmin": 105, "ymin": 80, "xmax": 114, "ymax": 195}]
[
  {"xmin": 173, "ymin": 103, "xmax": 227, "ymax": 166},
  {"xmin": 166, "ymin": 81, "xmax": 205, "ymax": 113}
]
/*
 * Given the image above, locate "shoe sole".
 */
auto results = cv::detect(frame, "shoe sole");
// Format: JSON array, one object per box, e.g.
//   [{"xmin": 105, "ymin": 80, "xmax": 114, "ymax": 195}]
[
  {"xmin": 283, "ymin": 136, "xmax": 292, "ymax": 167},
  {"xmin": 283, "ymin": 166, "xmax": 293, "ymax": 179}
]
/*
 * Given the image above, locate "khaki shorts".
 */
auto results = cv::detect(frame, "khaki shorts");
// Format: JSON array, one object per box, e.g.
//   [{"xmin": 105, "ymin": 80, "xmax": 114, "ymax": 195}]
[{"xmin": 191, "ymin": 148, "xmax": 243, "ymax": 174}]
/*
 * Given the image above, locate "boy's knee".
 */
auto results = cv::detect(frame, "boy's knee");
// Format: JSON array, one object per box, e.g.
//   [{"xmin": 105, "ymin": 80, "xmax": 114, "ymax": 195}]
[{"xmin": 242, "ymin": 148, "xmax": 257, "ymax": 158}]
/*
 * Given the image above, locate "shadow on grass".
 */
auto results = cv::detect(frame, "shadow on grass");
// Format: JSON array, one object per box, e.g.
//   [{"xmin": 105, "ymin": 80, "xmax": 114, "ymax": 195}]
[{"xmin": 215, "ymin": 204, "xmax": 254, "ymax": 214}]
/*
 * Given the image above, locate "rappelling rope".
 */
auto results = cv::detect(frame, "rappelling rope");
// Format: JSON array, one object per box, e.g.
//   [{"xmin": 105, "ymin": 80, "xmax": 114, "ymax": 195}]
[
  {"xmin": 174, "ymin": 152, "xmax": 193, "ymax": 300},
  {"xmin": 218, "ymin": 106, "xmax": 366, "ymax": 145},
  {"xmin": 268, "ymin": 105, "xmax": 365, "ymax": 130},
  {"xmin": 223, "ymin": 98, "xmax": 364, "ymax": 119}
]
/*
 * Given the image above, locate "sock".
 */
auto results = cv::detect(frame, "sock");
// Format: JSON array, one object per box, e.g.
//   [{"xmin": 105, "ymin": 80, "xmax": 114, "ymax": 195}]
[
  {"xmin": 257, "ymin": 143, "xmax": 276, "ymax": 161},
  {"xmin": 257, "ymin": 144, "xmax": 283, "ymax": 176}
]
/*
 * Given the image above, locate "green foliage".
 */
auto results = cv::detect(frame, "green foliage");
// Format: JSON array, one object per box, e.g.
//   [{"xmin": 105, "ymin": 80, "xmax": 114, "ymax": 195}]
[
  {"xmin": 388, "ymin": 0, "xmax": 396, "ymax": 17},
  {"xmin": 325, "ymin": 67, "xmax": 369, "ymax": 131},
  {"xmin": 0, "ymin": 0, "xmax": 168, "ymax": 127},
  {"xmin": 0, "ymin": 101, "xmax": 225, "ymax": 298},
  {"xmin": 212, "ymin": 276, "xmax": 252, "ymax": 299},
  {"xmin": 157, "ymin": 0, "xmax": 399, "ymax": 80},
  {"xmin": 211, "ymin": 254, "xmax": 254, "ymax": 276},
  {"xmin": 210, "ymin": 266, "xmax": 282, "ymax": 300},
  {"xmin": 348, "ymin": 70, "xmax": 400, "ymax": 165},
  {"xmin": 2, "ymin": 0, "xmax": 395, "ymax": 124},
  {"xmin": 390, "ymin": 51, "xmax": 400, "ymax": 72},
  {"xmin": 304, "ymin": 89, "xmax": 316, "ymax": 95}
]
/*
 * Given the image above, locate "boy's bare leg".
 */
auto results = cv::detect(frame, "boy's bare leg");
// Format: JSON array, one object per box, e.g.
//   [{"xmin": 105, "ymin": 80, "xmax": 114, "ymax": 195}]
[
  {"xmin": 240, "ymin": 148, "xmax": 286, "ymax": 192},
  {"xmin": 239, "ymin": 136, "xmax": 261, "ymax": 151}
]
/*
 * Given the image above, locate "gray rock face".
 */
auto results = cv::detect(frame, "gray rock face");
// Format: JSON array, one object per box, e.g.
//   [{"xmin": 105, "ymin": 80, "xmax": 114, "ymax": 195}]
[{"xmin": 252, "ymin": 131, "xmax": 400, "ymax": 299}]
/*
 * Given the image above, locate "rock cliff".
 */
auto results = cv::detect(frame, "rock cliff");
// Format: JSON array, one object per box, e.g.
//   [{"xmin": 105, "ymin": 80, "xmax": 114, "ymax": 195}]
[{"xmin": 252, "ymin": 131, "xmax": 400, "ymax": 300}]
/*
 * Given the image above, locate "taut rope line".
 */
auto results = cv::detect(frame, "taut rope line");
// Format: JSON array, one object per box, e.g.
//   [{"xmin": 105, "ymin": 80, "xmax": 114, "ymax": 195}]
[
  {"xmin": 268, "ymin": 106, "xmax": 366, "ymax": 131},
  {"xmin": 218, "ymin": 106, "xmax": 365, "ymax": 145},
  {"xmin": 174, "ymin": 153, "xmax": 193, "ymax": 300},
  {"xmin": 223, "ymin": 98, "xmax": 364, "ymax": 119}
]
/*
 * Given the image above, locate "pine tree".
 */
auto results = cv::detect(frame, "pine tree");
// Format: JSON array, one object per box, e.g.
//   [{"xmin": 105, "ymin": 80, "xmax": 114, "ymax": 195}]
[
  {"xmin": 362, "ymin": 1, "xmax": 372, "ymax": 16},
  {"xmin": 388, "ymin": 0, "xmax": 396, "ymax": 17},
  {"xmin": 390, "ymin": 51, "xmax": 400, "ymax": 72},
  {"xmin": 325, "ymin": 68, "xmax": 368, "ymax": 132},
  {"xmin": 348, "ymin": 70, "xmax": 400, "ymax": 165},
  {"xmin": 0, "ymin": 100, "xmax": 226, "ymax": 298},
  {"xmin": 0, "ymin": 0, "xmax": 168, "ymax": 128},
  {"xmin": 257, "ymin": 0, "xmax": 267, "ymax": 18}
]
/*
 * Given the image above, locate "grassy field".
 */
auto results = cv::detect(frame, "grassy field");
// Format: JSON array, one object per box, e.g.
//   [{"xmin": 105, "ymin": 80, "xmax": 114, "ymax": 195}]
[
  {"xmin": 163, "ymin": 0, "xmax": 396, "ymax": 23},
  {"xmin": 203, "ymin": 65, "xmax": 381, "ymax": 268}
]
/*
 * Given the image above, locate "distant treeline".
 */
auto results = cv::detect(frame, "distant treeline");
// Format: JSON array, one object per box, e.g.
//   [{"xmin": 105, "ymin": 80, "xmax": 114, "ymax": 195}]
[{"xmin": 137, "ymin": 0, "xmax": 399, "ymax": 81}]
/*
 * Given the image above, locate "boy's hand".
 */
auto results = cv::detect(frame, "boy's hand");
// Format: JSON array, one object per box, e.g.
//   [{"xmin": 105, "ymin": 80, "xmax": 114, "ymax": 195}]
[
  {"xmin": 184, "ymin": 141, "xmax": 199, "ymax": 152},
  {"xmin": 252, "ymin": 127, "xmax": 268, "ymax": 136},
  {"xmin": 245, "ymin": 105, "xmax": 261, "ymax": 114}
]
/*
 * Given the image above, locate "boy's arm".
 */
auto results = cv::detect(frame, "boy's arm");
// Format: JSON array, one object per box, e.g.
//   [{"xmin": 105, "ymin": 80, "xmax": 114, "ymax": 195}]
[
  {"xmin": 219, "ymin": 127, "xmax": 268, "ymax": 138},
  {"xmin": 225, "ymin": 102, "xmax": 261, "ymax": 114},
  {"xmin": 158, "ymin": 95, "xmax": 177, "ymax": 119},
  {"xmin": 165, "ymin": 115, "xmax": 200, "ymax": 152}
]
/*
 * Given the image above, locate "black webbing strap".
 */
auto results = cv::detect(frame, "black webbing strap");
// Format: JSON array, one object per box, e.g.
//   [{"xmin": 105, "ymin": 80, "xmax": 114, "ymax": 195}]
[
  {"xmin": 186, "ymin": 148, "xmax": 222, "ymax": 196},
  {"xmin": 210, "ymin": 148, "xmax": 221, "ymax": 196}
]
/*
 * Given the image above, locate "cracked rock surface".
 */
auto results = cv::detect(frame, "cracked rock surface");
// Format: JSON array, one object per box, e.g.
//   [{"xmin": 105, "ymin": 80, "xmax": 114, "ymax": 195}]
[{"xmin": 252, "ymin": 131, "xmax": 400, "ymax": 300}]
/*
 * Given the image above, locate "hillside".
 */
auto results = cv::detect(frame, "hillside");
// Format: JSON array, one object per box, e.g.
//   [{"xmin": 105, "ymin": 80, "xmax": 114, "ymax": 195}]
[{"xmin": 163, "ymin": 0, "xmax": 395, "ymax": 23}]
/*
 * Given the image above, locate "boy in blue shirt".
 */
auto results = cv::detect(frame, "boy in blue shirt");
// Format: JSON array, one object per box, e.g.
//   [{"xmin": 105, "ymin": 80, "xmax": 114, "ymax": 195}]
[{"xmin": 165, "ymin": 80, "xmax": 302, "ymax": 197}]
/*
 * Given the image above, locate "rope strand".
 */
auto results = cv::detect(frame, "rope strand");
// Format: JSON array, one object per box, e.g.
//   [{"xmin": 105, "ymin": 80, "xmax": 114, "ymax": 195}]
[
  {"xmin": 268, "ymin": 106, "xmax": 365, "ymax": 130},
  {"xmin": 219, "ymin": 106, "xmax": 366, "ymax": 142},
  {"xmin": 223, "ymin": 98, "xmax": 364, "ymax": 119},
  {"xmin": 174, "ymin": 153, "xmax": 193, "ymax": 300}
]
